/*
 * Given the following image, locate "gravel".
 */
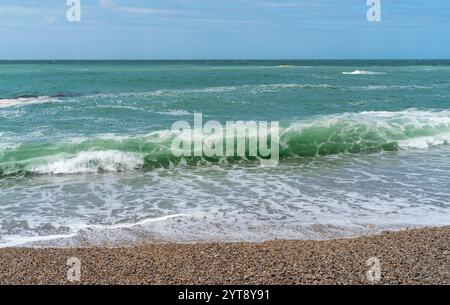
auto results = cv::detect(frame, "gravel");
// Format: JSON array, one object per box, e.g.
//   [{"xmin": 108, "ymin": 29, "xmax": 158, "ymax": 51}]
[{"xmin": 0, "ymin": 227, "xmax": 448, "ymax": 285}]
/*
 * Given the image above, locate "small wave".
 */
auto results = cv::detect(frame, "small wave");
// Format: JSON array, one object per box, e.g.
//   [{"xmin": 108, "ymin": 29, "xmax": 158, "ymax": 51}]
[
  {"xmin": 342, "ymin": 70, "xmax": 384, "ymax": 75},
  {"xmin": 248, "ymin": 83, "xmax": 333, "ymax": 93},
  {"xmin": 275, "ymin": 65, "xmax": 299, "ymax": 68},
  {"xmin": 254, "ymin": 83, "xmax": 332, "ymax": 89},
  {"xmin": 88, "ymin": 83, "xmax": 331, "ymax": 99},
  {"xmin": 96, "ymin": 105, "xmax": 149, "ymax": 112},
  {"xmin": 156, "ymin": 109, "xmax": 192, "ymax": 116},
  {"xmin": 0, "ymin": 96, "xmax": 54, "ymax": 108},
  {"xmin": 150, "ymin": 86, "xmax": 237, "ymax": 97},
  {"xmin": 360, "ymin": 85, "xmax": 429, "ymax": 90},
  {"xmin": 0, "ymin": 93, "xmax": 79, "ymax": 108}
]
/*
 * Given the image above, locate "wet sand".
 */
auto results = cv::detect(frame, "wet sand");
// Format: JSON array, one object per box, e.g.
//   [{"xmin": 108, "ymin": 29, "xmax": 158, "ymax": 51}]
[{"xmin": 0, "ymin": 227, "xmax": 448, "ymax": 285}]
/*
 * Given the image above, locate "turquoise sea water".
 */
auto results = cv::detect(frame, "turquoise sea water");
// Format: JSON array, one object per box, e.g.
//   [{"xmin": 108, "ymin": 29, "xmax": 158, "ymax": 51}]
[{"xmin": 0, "ymin": 60, "xmax": 449, "ymax": 246}]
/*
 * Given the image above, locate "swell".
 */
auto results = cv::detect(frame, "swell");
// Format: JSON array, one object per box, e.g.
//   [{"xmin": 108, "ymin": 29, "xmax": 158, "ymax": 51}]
[
  {"xmin": 1, "ymin": 82, "xmax": 439, "ymax": 110},
  {"xmin": 1, "ymin": 109, "xmax": 450, "ymax": 176}
]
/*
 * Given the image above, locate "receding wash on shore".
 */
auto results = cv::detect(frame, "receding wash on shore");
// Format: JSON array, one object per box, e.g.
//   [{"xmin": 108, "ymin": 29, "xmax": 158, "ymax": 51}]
[{"xmin": 0, "ymin": 60, "xmax": 450, "ymax": 247}]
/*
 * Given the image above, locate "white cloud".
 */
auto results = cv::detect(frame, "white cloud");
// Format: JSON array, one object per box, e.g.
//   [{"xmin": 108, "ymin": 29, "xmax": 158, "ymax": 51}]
[
  {"xmin": 44, "ymin": 15, "xmax": 58, "ymax": 24},
  {"xmin": 0, "ymin": 5, "xmax": 35, "ymax": 15},
  {"xmin": 99, "ymin": 0, "xmax": 113, "ymax": 8},
  {"xmin": 116, "ymin": 6, "xmax": 180, "ymax": 14},
  {"xmin": 260, "ymin": 2, "xmax": 305, "ymax": 8},
  {"xmin": 0, "ymin": 5, "xmax": 63, "ymax": 26},
  {"xmin": 99, "ymin": 0, "xmax": 183, "ymax": 14}
]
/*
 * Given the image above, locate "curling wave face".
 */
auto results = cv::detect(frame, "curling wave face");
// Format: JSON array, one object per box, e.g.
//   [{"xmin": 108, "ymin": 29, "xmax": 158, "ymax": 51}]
[{"xmin": 1, "ymin": 109, "xmax": 450, "ymax": 176}]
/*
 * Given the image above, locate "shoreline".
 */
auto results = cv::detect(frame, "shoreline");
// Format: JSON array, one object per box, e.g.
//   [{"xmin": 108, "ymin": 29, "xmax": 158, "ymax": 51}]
[{"xmin": 0, "ymin": 226, "xmax": 448, "ymax": 285}]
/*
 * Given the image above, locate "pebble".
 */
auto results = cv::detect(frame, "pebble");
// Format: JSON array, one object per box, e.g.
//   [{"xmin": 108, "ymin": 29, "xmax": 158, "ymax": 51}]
[{"xmin": 0, "ymin": 227, "xmax": 448, "ymax": 285}]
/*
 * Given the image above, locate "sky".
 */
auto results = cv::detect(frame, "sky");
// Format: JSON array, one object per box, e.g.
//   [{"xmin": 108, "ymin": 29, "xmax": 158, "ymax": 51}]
[{"xmin": 0, "ymin": 0, "xmax": 449, "ymax": 59}]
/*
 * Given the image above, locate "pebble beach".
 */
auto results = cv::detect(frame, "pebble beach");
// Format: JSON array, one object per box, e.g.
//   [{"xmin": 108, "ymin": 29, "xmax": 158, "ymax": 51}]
[{"xmin": 0, "ymin": 227, "xmax": 448, "ymax": 285}]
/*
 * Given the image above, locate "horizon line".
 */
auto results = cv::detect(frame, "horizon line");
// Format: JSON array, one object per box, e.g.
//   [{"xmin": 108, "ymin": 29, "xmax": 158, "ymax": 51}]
[{"xmin": 0, "ymin": 58, "xmax": 449, "ymax": 61}]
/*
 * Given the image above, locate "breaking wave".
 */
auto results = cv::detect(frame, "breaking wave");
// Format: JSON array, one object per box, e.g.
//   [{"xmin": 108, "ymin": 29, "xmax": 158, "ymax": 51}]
[{"xmin": 1, "ymin": 109, "xmax": 450, "ymax": 176}]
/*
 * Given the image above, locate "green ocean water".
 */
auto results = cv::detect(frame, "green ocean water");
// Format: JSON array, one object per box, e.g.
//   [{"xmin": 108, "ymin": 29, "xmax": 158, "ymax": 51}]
[{"xmin": 0, "ymin": 60, "xmax": 449, "ymax": 246}]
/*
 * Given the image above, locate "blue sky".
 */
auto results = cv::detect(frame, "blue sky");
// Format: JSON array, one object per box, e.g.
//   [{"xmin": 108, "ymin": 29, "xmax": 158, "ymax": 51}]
[{"xmin": 0, "ymin": 0, "xmax": 449, "ymax": 59}]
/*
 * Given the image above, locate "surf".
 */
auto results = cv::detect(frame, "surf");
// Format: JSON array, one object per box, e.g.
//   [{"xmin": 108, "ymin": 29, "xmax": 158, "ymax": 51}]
[{"xmin": 1, "ymin": 109, "xmax": 450, "ymax": 176}]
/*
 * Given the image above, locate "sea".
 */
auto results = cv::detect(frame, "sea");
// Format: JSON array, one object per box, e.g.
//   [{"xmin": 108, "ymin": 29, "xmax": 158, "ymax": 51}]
[{"xmin": 0, "ymin": 60, "xmax": 449, "ymax": 247}]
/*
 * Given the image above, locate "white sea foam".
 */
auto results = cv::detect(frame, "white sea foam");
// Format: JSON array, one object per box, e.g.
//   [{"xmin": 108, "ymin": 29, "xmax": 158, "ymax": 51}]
[
  {"xmin": 97, "ymin": 105, "xmax": 149, "ymax": 112},
  {"xmin": 361, "ymin": 85, "xmax": 429, "ymax": 90},
  {"xmin": 282, "ymin": 109, "xmax": 450, "ymax": 152},
  {"xmin": 275, "ymin": 65, "xmax": 299, "ymax": 68},
  {"xmin": 86, "ymin": 214, "xmax": 185, "ymax": 230},
  {"xmin": 0, "ymin": 96, "xmax": 56, "ymax": 108},
  {"xmin": 26, "ymin": 150, "xmax": 145, "ymax": 174},
  {"xmin": 0, "ymin": 232, "xmax": 80, "ymax": 248},
  {"xmin": 248, "ymin": 83, "xmax": 333, "ymax": 93},
  {"xmin": 286, "ymin": 109, "xmax": 450, "ymax": 130},
  {"xmin": 90, "ymin": 83, "xmax": 332, "ymax": 99},
  {"xmin": 149, "ymin": 86, "xmax": 237, "ymax": 97},
  {"xmin": 157, "ymin": 109, "xmax": 192, "ymax": 116},
  {"xmin": 253, "ymin": 83, "xmax": 331, "ymax": 89},
  {"xmin": 398, "ymin": 133, "xmax": 450, "ymax": 149},
  {"xmin": 342, "ymin": 70, "xmax": 384, "ymax": 75},
  {"xmin": 0, "ymin": 142, "xmax": 19, "ymax": 151},
  {"xmin": 2, "ymin": 151, "xmax": 449, "ymax": 247},
  {"xmin": 0, "ymin": 214, "xmax": 189, "ymax": 247}
]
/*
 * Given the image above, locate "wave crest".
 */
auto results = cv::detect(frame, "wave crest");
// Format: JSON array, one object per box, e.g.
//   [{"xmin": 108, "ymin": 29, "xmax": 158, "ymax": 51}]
[
  {"xmin": 1, "ymin": 110, "xmax": 450, "ymax": 176},
  {"xmin": 27, "ymin": 150, "xmax": 144, "ymax": 174}
]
